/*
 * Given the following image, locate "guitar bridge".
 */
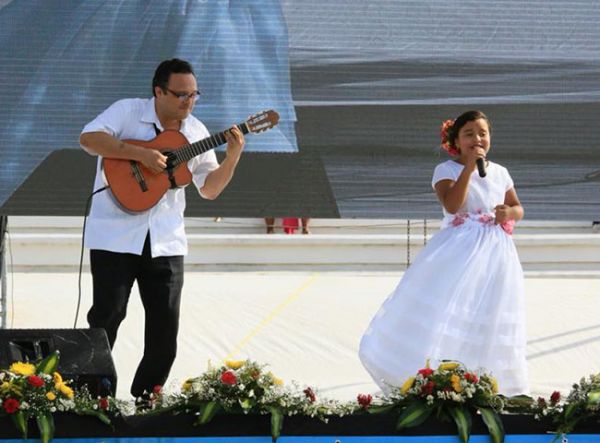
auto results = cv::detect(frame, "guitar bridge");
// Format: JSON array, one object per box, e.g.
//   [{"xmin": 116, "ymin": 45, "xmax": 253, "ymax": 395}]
[{"xmin": 130, "ymin": 161, "xmax": 148, "ymax": 192}]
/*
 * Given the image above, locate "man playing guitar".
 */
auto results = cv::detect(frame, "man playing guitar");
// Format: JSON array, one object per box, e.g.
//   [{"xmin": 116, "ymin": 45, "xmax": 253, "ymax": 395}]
[{"xmin": 80, "ymin": 58, "xmax": 245, "ymax": 404}]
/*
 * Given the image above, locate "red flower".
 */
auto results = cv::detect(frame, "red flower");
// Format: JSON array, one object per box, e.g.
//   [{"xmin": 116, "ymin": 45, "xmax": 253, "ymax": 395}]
[
  {"xmin": 27, "ymin": 375, "xmax": 45, "ymax": 388},
  {"xmin": 550, "ymin": 391, "xmax": 561, "ymax": 405},
  {"xmin": 220, "ymin": 370, "xmax": 237, "ymax": 386},
  {"xmin": 357, "ymin": 394, "xmax": 372, "ymax": 409},
  {"xmin": 421, "ymin": 381, "xmax": 436, "ymax": 396},
  {"xmin": 98, "ymin": 397, "xmax": 110, "ymax": 410},
  {"xmin": 418, "ymin": 368, "xmax": 434, "ymax": 378},
  {"xmin": 3, "ymin": 398, "xmax": 20, "ymax": 414},
  {"xmin": 464, "ymin": 373, "xmax": 479, "ymax": 384},
  {"xmin": 303, "ymin": 387, "xmax": 317, "ymax": 403},
  {"xmin": 153, "ymin": 385, "xmax": 162, "ymax": 395},
  {"xmin": 440, "ymin": 119, "xmax": 458, "ymax": 156}
]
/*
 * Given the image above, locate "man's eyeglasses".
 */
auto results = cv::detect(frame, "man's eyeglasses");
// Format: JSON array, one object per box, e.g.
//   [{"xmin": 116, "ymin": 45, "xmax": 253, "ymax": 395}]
[{"xmin": 164, "ymin": 87, "xmax": 201, "ymax": 102}]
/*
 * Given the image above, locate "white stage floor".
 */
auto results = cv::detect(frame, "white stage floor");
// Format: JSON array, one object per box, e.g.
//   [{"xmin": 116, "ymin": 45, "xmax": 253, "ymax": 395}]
[{"xmin": 5, "ymin": 270, "xmax": 600, "ymax": 401}]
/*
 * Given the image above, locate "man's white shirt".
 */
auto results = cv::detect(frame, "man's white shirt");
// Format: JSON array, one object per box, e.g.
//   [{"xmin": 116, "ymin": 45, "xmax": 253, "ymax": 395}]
[{"xmin": 81, "ymin": 97, "xmax": 219, "ymax": 257}]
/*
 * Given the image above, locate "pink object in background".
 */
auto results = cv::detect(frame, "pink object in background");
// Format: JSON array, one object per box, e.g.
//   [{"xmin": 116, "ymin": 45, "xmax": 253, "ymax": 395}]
[{"xmin": 282, "ymin": 217, "xmax": 299, "ymax": 234}]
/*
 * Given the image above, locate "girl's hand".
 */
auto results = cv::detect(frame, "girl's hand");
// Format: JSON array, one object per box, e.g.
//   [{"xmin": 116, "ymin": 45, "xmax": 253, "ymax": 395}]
[
  {"xmin": 494, "ymin": 204, "xmax": 513, "ymax": 224},
  {"xmin": 465, "ymin": 146, "xmax": 487, "ymax": 171}
]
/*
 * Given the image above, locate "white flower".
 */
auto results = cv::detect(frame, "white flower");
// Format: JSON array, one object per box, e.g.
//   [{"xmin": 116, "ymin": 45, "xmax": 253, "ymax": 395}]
[
  {"xmin": 450, "ymin": 392, "xmax": 465, "ymax": 403},
  {"xmin": 20, "ymin": 402, "xmax": 30, "ymax": 410},
  {"xmin": 239, "ymin": 384, "xmax": 245, "ymax": 391},
  {"xmin": 248, "ymin": 390, "xmax": 255, "ymax": 398}
]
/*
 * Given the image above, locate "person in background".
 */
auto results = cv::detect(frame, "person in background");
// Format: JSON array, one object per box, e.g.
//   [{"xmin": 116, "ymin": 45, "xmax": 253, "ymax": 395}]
[{"xmin": 265, "ymin": 217, "xmax": 310, "ymax": 234}]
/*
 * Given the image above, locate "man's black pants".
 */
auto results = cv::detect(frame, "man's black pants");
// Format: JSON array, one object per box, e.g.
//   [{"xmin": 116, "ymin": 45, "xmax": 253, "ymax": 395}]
[{"xmin": 87, "ymin": 236, "xmax": 184, "ymax": 398}]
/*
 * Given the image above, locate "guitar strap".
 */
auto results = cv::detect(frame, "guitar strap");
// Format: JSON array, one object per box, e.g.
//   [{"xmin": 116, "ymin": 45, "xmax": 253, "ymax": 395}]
[{"xmin": 153, "ymin": 123, "xmax": 178, "ymax": 189}]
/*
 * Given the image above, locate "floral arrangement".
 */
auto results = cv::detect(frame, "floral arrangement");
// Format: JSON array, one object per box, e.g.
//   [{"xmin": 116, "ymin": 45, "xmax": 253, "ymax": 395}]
[
  {"xmin": 5, "ymin": 353, "xmax": 600, "ymax": 442},
  {"xmin": 150, "ymin": 359, "xmax": 355, "ymax": 441},
  {"xmin": 369, "ymin": 361, "xmax": 505, "ymax": 443},
  {"xmin": 525, "ymin": 374, "xmax": 600, "ymax": 438},
  {"xmin": 0, "ymin": 351, "xmax": 116, "ymax": 443},
  {"xmin": 440, "ymin": 119, "xmax": 459, "ymax": 156}
]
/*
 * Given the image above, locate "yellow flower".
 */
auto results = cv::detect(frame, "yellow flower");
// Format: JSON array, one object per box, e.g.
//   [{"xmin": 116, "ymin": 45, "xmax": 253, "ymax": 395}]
[
  {"xmin": 9, "ymin": 362, "xmax": 35, "ymax": 376},
  {"xmin": 46, "ymin": 392, "xmax": 56, "ymax": 401},
  {"xmin": 451, "ymin": 374, "xmax": 463, "ymax": 393},
  {"xmin": 0, "ymin": 381, "xmax": 10, "ymax": 391},
  {"xmin": 438, "ymin": 361, "xmax": 460, "ymax": 371},
  {"xmin": 182, "ymin": 379, "xmax": 193, "ymax": 391},
  {"xmin": 224, "ymin": 360, "xmax": 245, "ymax": 370},
  {"xmin": 57, "ymin": 383, "xmax": 74, "ymax": 399},
  {"xmin": 490, "ymin": 377, "xmax": 499, "ymax": 394},
  {"xmin": 53, "ymin": 372, "xmax": 63, "ymax": 385},
  {"xmin": 273, "ymin": 377, "xmax": 284, "ymax": 386},
  {"xmin": 401, "ymin": 376, "xmax": 415, "ymax": 394}
]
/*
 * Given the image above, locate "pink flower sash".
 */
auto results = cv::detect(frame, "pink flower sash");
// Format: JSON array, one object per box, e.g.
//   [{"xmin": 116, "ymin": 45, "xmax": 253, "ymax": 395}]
[{"xmin": 446, "ymin": 211, "xmax": 515, "ymax": 235}]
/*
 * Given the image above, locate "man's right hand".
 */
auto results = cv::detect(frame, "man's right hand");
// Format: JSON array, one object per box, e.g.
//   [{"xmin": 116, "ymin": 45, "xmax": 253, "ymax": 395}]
[{"xmin": 137, "ymin": 146, "xmax": 168, "ymax": 174}]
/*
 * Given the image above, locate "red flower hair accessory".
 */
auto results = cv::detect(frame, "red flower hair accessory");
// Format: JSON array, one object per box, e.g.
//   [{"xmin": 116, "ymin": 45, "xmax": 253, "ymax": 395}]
[{"xmin": 440, "ymin": 119, "xmax": 458, "ymax": 156}]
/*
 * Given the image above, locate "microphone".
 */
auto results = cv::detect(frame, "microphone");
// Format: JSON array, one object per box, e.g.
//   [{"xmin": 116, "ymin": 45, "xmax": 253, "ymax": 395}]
[{"xmin": 476, "ymin": 158, "xmax": 487, "ymax": 178}]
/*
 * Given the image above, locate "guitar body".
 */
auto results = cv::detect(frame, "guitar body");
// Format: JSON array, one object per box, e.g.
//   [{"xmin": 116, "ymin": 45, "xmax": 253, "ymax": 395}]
[{"xmin": 102, "ymin": 130, "xmax": 194, "ymax": 213}]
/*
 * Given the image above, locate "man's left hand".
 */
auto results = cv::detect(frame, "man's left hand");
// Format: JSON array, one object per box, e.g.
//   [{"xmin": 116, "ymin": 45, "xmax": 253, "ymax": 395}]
[{"xmin": 224, "ymin": 125, "xmax": 245, "ymax": 161}]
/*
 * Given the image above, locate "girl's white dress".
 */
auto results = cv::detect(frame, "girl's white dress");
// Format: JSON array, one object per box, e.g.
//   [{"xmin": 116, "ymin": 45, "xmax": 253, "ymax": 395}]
[{"xmin": 359, "ymin": 160, "xmax": 529, "ymax": 396}]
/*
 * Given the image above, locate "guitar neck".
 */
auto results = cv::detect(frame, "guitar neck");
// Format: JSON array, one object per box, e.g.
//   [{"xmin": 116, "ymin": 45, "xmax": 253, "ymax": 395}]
[{"xmin": 173, "ymin": 122, "xmax": 250, "ymax": 166}]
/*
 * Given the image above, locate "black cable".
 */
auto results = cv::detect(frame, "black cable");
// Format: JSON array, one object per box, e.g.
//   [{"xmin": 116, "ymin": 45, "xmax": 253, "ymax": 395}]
[{"xmin": 74, "ymin": 186, "xmax": 108, "ymax": 328}]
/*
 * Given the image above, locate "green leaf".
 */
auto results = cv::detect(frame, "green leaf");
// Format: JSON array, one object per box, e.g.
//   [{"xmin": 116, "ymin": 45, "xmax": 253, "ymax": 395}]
[
  {"xmin": 36, "ymin": 351, "xmax": 60, "ymax": 375},
  {"xmin": 479, "ymin": 407, "xmax": 505, "ymax": 443},
  {"xmin": 504, "ymin": 394, "xmax": 534, "ymax": 410},
  {"xmin": 563, "ymin": 402, "xmax": 579, "ymax": 421},
  {"xmin": 396, "ymin": 402, "xmax": 433, "ymax": 430},
  {"xmin": 367, "ymin": 404, "xmax": 396, "ymax": 414},
  {"xmin": 10, "ymin": 410, "xmax": 28, "ymax": 440},
  {"xmin": 76, "ymin": 409, "xmax": 113, "ymax": 426},
  {"xmin": 195, "ymin": 401, "xmax": 220, "ymax": 426},
  {"xmin": 588, "ymin": 390, "xmax": 600, "ymax": 404},
  {"xmin": 36, "ymin": 412, "xmax": 55, "ymax": 443},
  {"xmin": 268, "ymin": 406, "xmax": 284, "ymax": 442},
  {"xmin": 239, "ymin": 398, "xmax": 253, "ymax": 410},
  {"xmin": 448, "ymin": 405, "xmax": 472, "ymax": 443},
  {"xmin": 141, "ymin": 403, "xmax": 187, "ymax": 417}
]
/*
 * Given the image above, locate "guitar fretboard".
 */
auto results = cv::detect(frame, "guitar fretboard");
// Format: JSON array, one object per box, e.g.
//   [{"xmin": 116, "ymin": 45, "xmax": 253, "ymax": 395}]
[{"xmin": 172, "ymin": 122, "xmax": 250, "ymax": 166}]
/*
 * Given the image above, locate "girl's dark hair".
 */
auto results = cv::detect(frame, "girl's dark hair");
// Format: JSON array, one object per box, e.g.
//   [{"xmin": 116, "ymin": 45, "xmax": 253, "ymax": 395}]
[
  {"xmin": 447, "ymin": 110, "xmax": 491, "ymax": 149},
  {"xmin": 152, "ymin": 58, "xmax": 195, "ymax": 96}
]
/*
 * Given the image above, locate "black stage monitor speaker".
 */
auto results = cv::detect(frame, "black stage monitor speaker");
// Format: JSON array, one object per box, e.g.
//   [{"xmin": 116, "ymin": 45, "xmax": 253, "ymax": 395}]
[{"xmin": 0, "ymin": 328, "xmax": 117, "ymax": 397}]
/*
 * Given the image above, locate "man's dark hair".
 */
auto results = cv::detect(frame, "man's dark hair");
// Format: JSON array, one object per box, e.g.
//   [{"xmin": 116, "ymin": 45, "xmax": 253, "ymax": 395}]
[{"xmin": 152, "ymin": 59, "xmax": 195, "ymax": 96}]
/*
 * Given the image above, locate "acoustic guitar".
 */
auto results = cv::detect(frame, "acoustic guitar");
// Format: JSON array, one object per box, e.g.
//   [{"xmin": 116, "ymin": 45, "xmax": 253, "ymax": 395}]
[{"xmin": 102, "ymin": 110, "xmax": 279, "ymax": 212}]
